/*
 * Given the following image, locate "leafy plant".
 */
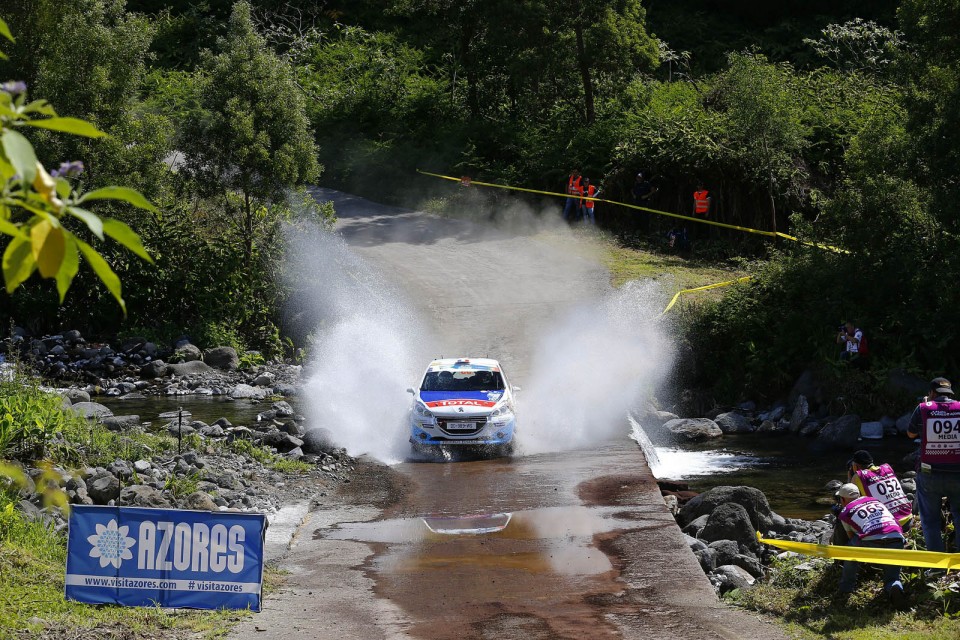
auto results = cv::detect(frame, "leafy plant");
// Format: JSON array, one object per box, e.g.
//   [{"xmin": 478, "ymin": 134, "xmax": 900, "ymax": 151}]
[{"xmin": 0, "ymin": 17, "xmax": 156, "ymax": 312}]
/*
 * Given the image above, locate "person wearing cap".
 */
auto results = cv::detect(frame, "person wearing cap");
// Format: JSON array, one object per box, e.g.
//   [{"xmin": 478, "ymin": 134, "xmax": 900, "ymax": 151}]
[
  {"xmin": 835, "ymin": 483, "xmax": 906, "ymax": 600},
  {"xmin": 847, "ymin": 450, "xmax": 914, "ymax": 530},
  {"xmin": 907, "ymin": 377, "xmax": 960, "ymax": 553}
]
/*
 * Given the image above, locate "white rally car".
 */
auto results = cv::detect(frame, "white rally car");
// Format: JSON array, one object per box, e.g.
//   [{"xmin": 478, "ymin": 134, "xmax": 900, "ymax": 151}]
[{"xmin": 408, "ymin": 358, "xmax": 517, "ymax": 457}]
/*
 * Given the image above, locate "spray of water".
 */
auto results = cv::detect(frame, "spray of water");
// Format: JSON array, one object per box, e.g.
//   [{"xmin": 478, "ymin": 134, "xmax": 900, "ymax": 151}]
[
  {"xmin": 284, "ymin": 224, "xmax": 426, "ymax": 463},
  {"xmin": 517, "ymin": 279, "xmax": 674, "ymax": 454}
]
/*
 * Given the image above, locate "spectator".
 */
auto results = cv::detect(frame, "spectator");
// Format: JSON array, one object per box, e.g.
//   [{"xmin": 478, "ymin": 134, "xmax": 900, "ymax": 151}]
[
  {"xmin": 666, "ymin": 227, "xmax": 689, "ymax": 252},
  {"xmin": 847, "ymin": 449, "xmax": 914, "ymax": 530},
  {"xmin": 836, "ymin": 321, "xmax": 867, "ymax": 365},
  {"xmin": 563, "ymin": 169, "xmax": 583, "ymax": 222},
  {"xmin": 691, "ymin": 182, "xmax": 712, "ymax": 242},
  {"xmin": 907, "ymin": 377, "xmax": 960, "ymax": 554},
  {"xmin": 632, "ymin": 171, "xmax": 657, "ymax": 232},
  {"xmin": 834, "ymin": 483, "xmax": 906, "ymax": 603},
  {"xmin": 581, "ymin": 178, "xmax": 599, "ymax": 225}
]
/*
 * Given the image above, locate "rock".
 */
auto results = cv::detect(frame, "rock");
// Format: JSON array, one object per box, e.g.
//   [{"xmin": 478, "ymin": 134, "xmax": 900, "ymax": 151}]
[
  {"xmin": 62, "ymin": 389, "xmax": 91, "ymax": 404},
  {"xmin": 713, "ymin": 565, "xmax": 756, "ymax": 591},
  {"xmin": 199, "ymin": 424, "xmax": 226, "ymax": 438},
  {"xmin": 272, "ymin": 401, "xmax": 294, "ymax": 417},
  {"xmin": 695, "ymin": 547, "xmax": 718, "ymax": 573},
  {"xmin": 116, "ymin": 381, "xmax": 137, "ymax": 394},
  {"xmin": 213, "ymin": 417, "xmax": 233, "ymax": 428},
  {"xmin": 140, "ymin": 360, "xmax": 169, "ymax": 378},
  {"xmin": 714, "ymin": 412, "xmax": 754, "ymax": 434},
  {"xmin": 707, "ymin": 540, "xmax": 741, "ymax": 566},
  {"xmin": 166, "ymin": 421, "xmax": 196, "ymax": 436},
  {"xmin": 278, "ymin": 422, "xmax": 304, "ymax": 437},
  {"xmin": 120, "ymin": 485, "xmax": 172, "ymax": 508},
  {"xmin": 756, "ymin": 420, "xmax": 781, "ymax": 434},
  {"xmin": 683, "ymin": 533, "xmax": 707, "ymax": 552},
  {"xmin": 284, "ymin": 447, "xmax": 304, "ymax": 461},
  {"xmin": 230, "ymin": 384, "xmax": 268, "ymax": 400},
  {"xmin": 204, "ymin": 346, "xmax": 239, "ymax": 371},
  {"xmin": 173, "ymin": 343, "xmax": 202, "ymax": 362},
  {"xmin": 860, "ymin": 421, "xmax": 883, "ymax": 440},
  {"xmin": 817, "ymin": 415, "xmax": 861, "ymax": 449},
  {"xmin": 700, "ymin": 503, "xmax": 759, "ymax": 552},
  {"xmin": 182, "ymin": 491, "xmax": 218, "ymax": 512},
  {"xmin": 133, "ymin": 460, "xmax": 152, "ymax": 474},
  {"xmin": 257, "ymin": 430, "xmax": 303, "ymax": 453},
  {"xmin": 759, "ymin": 406, "xmax": 786, "ymax": 422},
  {"xmin": 302, "ymin": 427, "xmax": 338, "ymax": 455},
  {"xmin": 789, "ymin": 395, "xmax": 809, "ymax": 433},
  {"xmin": 274, "ymin": 383, "xmax": 298, "ymax": 397},
  {"xmin": 799, "ymin": 420, "xmax": 822, "ymax": 437},
  {"xmin": 69, "ymin": 402, "xmax": 114, "ymax": 420},
  {"xmin": 87, "ymin": 474, "xmax": 120, "ymax": 504},
  {"xmin": 662, "ymin": 418, "xmax": 723, "ymax": 442},
  {"xmin": 107, "ymin": 460, "xmax": 133, "ymax": 479},
  {"xmin": 101, "ymin": 415, "xmax": 141, "ymax": 431},
  {"xmin": 678, "ymin": 486, "xmax": 776, "ymax": 532},
  {"xmin": 681, "ymin": 514, "xmax": 710, "ymax": 538},
  {"xmin": 737, "ymin": 400, "xmax": 757, "ymax": 412},
  {"xmin": 61, "ymin": 329, "xmax": 82, "ymax": 342},
  {"xmin": 253, "ymin": 372, "xmax": 275, "ymax": 387},
  {"xmin": 205, "ymin": 470, "xmax": 242, "ymax": 491},
  {"xmin": 168, "ymin": 360, "xmax": 215, "ymax": 376},
  {"xmin": 789, "ymin": 370, "xmax": 821, "ymax": 407}
]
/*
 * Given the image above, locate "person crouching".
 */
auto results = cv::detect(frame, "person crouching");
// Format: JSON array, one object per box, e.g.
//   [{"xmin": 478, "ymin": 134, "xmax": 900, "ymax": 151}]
[{"xmin": 835, "ymin": 483, "xmax": 906, "ymax": 604}]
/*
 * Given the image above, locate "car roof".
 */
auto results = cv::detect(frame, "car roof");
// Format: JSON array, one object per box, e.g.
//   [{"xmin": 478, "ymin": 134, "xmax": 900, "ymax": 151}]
[{"xmin": 426, "ymin": 357, "xmax": 501, "ymax": 371}]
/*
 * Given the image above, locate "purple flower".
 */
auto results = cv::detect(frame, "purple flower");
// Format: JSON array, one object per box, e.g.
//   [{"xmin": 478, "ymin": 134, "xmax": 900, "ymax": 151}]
[
  {"xmin": 0, "ymin": 81, "xmax": 27, "ymax": 96},
  {"xmin": 51, "ymin": 160, "xmax": 84, "ymax": 178}
]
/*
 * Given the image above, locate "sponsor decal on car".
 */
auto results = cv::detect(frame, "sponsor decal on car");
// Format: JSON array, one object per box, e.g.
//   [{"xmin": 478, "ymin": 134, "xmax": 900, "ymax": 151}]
[{"xmin": 424, "ymin": 399, "xmax": 497, "ymax": 408}]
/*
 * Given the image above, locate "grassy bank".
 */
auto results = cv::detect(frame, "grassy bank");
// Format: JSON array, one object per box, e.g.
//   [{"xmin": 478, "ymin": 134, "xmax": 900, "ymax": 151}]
[
  {"xmin": 727, "ymin": 555, "xmax": 960, "ymax": 639},
  {"xmin": 0, "ymin": 370, "xmax": 306, "ymax": 639}
]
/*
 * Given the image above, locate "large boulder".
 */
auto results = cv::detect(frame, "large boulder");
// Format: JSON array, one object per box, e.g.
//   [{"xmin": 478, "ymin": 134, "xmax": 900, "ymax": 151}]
[
  {"xmin": 87, "ymin": 473, "xmax": 120, "ymax": 504},
  {"xmin": 678, "ymin": 485, "xmax": 776, "ymax": 532},
  {"xmin": 69, "ymin": 402, "xmax": 114, "ymax": 420},
  {"xmin": 713, "ymin": 564, "xmax": 756, "ymax": 592},
  {"xmin": 168, "ymin": 360, "xmax": 215, "ymax": 376},
  {"xmin": 302, "ymin": 427, "xmax": 338, "ymax": 455},
  {"xmin": 230, "ymin": 384, "xmax": 268, "ymax": 400},
  {"xmin": 204, "ymin": 347, "xmax": 239, "ymax": 371},
  {"xmin": 662, "ymin": 418, "xmax": 723, "ymax": 442},
  {"xmin": 789, "ymin": 395, "xmax": 809, "ymax": 433},
  {"xmin": 140, "ymin": 360, "xmax": 169, "ymax": 378},
  {"xmin": 101, "ymin": 415, "xmax": 141, "ymax": 431},
  {"xmin": 120, "ymin": 485, "xmax": 172, "ymax": 509},
  {"xmin": 714, "ymin": 412, "xmax": 754, "ymax": 434},
  {"xmin": 885, "ymin": 368, "xmax": 928, "ymax": 399},
  {"xmin": 182, "ymin": 491, "xmax": 219, "ymax": 512},
  {"xmin": 817, "ymin": 414, "xmax": 861, "ymax": 449},
  {"xmin": 789, "ymin": 370, "xmax": 822, "ymax": 407},
  {"xmin": 61, "ymin": 389, "xmax": 91, "ymax": 404},
  {"xmin": 172, "ymin": 343, "xmax": 202, "ymax": 362},
  {"xmin": 257, "ymin": 430, "xmax": 303, "ymax": 453},
  {"xmin": 699, "ymin": 503, "xmax": 759, "ymax": 552}
]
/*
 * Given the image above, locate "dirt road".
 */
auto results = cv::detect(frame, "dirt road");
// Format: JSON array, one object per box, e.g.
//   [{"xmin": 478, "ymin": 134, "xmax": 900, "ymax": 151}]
[{"xmin": 230, "ymin": 190, "xmax": 784, "ymax": 640}]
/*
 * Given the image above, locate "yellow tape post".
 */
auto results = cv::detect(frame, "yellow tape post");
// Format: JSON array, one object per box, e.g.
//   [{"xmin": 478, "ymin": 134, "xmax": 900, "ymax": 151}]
[
  {"xmin": 661, "ymin": 276, "xmax": 752, "ymax": 315},
  {"xmin": 417, "ymin": 169, "xmax": 847, "ymax": 254},
  {"xmin": 757, "ymin": 532, "xmax": 960, "ymax": 570}
]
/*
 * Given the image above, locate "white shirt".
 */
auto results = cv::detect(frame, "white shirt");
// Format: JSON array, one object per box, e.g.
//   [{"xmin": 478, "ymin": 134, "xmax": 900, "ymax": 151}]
[{"xmin": 846, "ymin": 329, "xmax": 863, "ymax": 353}]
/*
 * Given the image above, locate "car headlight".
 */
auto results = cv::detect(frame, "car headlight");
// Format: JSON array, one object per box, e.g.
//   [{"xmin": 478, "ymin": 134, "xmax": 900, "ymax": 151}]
[
  {"xmin": 415, "ymin": 403, "xmax": 433, "ymax": 418},
  {"xmin": 490, "ymin": 405, "xmax": 513, "ymax": 418}
]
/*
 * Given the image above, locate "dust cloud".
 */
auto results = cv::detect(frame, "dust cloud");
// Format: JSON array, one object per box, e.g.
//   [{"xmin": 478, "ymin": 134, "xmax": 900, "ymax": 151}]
[{"xmin": 287, "ymin": 188, "xmax": 674, "ymax": 462}]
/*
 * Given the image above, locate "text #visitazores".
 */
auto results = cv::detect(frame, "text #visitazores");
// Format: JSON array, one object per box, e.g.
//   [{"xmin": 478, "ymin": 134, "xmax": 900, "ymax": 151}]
[{"xmin": 66, "ymin": 505, "xmax": 267, "ymax": 610}]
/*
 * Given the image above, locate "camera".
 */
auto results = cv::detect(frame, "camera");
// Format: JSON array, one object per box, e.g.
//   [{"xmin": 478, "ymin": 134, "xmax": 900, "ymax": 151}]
[{"xmin": 838, "ymin": 325, "xmax": 846, "ymax": 333}]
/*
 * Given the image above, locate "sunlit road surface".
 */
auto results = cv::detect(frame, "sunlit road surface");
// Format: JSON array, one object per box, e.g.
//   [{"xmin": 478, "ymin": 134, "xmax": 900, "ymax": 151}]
[{"xmin": 230, "ymin": 191, "xmax": 784, "ymax": 639}]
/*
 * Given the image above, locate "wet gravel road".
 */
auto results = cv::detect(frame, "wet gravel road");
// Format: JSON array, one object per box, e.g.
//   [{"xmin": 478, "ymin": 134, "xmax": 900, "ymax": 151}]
[{"xmin": 230, "ymin": 190, "xmax": 785, "ymax": 639}]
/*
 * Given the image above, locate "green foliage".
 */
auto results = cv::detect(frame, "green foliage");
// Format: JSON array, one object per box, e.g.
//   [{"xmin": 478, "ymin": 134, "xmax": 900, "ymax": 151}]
[
  {"xmin": 269, "ymin": 458, "xmax": 310, "ymax": 473},
  {"xmin": 163, "ymin": 470, "xmax": 200, "ymax": 501},
  {"xmin": 238, "ymin": 350, "xmax": 265, "ymax": 370}
]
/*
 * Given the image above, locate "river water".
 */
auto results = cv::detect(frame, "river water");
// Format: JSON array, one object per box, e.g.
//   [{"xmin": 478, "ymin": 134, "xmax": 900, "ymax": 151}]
[{"xmin": 101, "ymin": 395, "xmax": 917, "ymax": 521}]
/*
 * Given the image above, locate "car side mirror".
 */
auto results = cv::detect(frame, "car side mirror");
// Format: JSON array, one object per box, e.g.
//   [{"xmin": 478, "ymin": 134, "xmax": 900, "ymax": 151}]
[
  {"xmin": 406, "ymin": 388, "xmax": 415, "ymax": 394},
  {"xmin": 512, "ymin": 385, "xmax": 522, "ymax": 393}
]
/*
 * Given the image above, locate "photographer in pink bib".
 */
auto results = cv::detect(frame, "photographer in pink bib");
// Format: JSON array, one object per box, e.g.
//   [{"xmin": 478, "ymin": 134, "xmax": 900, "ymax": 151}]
[{"xmin": 907, "ymin": 377, "xmax": 960, "ymax": 555}]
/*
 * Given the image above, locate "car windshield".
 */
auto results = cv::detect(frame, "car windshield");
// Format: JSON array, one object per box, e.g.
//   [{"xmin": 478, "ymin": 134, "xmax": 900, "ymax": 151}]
[{"xmin": 421, "ymin": 369, "xmax": 504, "ymax": 392}]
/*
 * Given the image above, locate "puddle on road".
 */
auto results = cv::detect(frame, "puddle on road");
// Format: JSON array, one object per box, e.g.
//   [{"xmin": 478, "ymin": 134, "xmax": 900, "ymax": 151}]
[{"xmin": 316, "ymin": 505, "xmax": 655, "ymax": 576}]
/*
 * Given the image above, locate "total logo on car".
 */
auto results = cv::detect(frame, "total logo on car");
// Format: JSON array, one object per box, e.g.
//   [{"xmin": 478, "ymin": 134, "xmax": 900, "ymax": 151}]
[{"xmin": 408, "ymin": 358, "xmax": 517, "ymax": 457}]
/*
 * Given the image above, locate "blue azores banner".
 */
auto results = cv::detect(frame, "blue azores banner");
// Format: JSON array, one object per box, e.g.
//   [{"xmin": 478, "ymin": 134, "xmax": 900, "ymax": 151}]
[{"xmin": 66, "ymin": 505, "xmax": 266, "ymax": 611}]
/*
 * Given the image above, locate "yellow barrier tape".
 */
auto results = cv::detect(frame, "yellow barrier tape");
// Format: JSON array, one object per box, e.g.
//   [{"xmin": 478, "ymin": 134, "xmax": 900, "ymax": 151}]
[
  {"xmin": 757, "ymin": 532, "xmax": 960, "ymax": 570},
  {"xmin": 661, "ymin": 276, "xmax": 752, "ymax": 315},
  {"xmin": 417, "ymin": 169, "xmax": 847, "ymax": 254}
]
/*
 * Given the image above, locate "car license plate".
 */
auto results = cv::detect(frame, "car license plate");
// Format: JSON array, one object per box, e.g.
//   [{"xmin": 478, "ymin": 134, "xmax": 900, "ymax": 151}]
[{"xmin": 446, "ymin": 421, "xmax": 476, "ymax": 430}]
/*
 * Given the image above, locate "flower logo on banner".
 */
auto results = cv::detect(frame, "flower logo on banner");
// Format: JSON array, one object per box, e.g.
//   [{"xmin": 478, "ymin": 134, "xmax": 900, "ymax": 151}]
[{"xmin": 87, "ymin": 519, "xmax": 136, "ymax": 569}]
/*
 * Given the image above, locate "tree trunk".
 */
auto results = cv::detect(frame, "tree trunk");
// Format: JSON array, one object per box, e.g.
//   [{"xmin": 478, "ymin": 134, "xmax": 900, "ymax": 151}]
[
  {"xmin": 243, "ymin": 189, "xmax": 253, "ymax": 265},
  {"xmin": 574, "ymin": 23, "xmax": 595, "ymax": 125}
]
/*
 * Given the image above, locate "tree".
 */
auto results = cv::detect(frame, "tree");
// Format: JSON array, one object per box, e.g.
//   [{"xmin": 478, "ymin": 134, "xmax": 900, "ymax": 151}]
[
  {"xmin": 180, "ymin": 1, "xmax": 319, "ymax": 265},
  {"xmin": 716, "ymin": 53, "xmax": 808, "ymax": 233}
]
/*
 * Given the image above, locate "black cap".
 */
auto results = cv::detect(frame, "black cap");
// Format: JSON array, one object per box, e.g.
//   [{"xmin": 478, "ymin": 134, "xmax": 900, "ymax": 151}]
[
  {"xmin": 852, "ymin": 450, "xmax": 873, "ymax": 466},
  {"xmin": 931, "ymin": 377, "xmax": 954, "ymax": 396}
]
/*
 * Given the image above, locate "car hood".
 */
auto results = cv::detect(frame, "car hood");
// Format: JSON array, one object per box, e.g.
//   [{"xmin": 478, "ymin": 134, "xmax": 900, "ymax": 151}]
[{"xmin": 418, "ymin": 390, "xmax": 506, "ymax": 417}]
